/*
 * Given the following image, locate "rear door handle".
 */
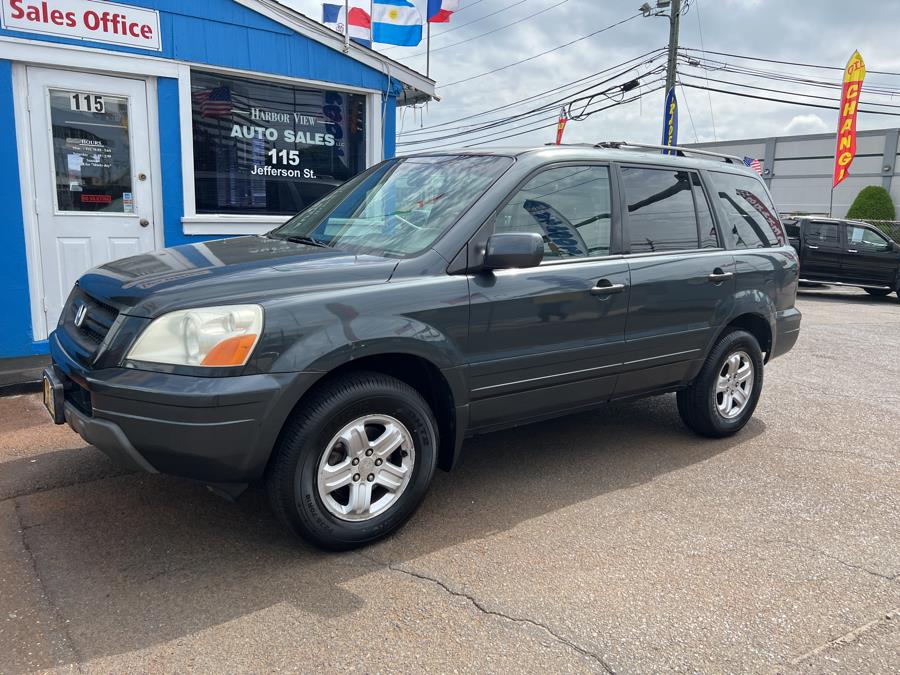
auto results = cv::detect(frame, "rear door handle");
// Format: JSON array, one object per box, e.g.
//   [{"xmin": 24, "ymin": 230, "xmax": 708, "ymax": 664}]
[
  {"xmin": 590, "ymin": 280, "xmax": 626, "ymax": 296},
  {"xmin": 847, "ymin": 249, "xmax": 858, "ymax": 254},
  {"xmin": 708, "ymin": 271, "xmax": 734, "ymax": 283},
  {"xmin": 807, "ymin": 244, "xmax": 819, "ymax": 249}
]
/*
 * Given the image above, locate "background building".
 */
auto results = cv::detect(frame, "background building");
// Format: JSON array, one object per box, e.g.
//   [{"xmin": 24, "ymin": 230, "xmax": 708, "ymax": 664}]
[
  {"xmin": 689, "ymin": 128, "xmax": 900, "ymax": 218},
  {"xmin": 0, "ymin": 0, "xmax": 433, "ymax": 366}
]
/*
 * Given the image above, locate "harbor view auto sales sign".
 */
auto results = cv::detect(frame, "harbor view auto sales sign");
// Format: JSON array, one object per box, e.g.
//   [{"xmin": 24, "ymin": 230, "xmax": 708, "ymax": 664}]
[{"xmin": 1, "ymin": 0, "xmax": 161, "ymax": 50}]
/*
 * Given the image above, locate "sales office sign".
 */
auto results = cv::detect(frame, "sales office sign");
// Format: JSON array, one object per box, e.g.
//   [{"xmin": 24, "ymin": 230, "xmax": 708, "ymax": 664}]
[{"xmin": 1, "ymin": 0, "xmax": 161, "ymax": 51}]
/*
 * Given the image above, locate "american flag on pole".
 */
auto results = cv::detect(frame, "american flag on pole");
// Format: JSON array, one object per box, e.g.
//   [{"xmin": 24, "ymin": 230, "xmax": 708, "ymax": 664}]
[
  {"xmin": 743, "ymin": 156, "xmax": 763, "ymax": 175},
  {"xmin": 194, "ymin": 86, "xmax": 233, "ymax": 118}
]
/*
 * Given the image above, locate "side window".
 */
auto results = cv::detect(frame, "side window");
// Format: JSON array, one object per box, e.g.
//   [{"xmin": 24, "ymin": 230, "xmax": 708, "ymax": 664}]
[
  {"xmin": 621, "ymin": 167, "xmax": 699, "ymax": 253},
  {"xmin": 691, "ymin": 173, "xmax": 719, "ymax": 249},
  {"xmin": 806, "ymin": 221, "xmax": 840, "ymax": 245},
  {"xmin": 782, "ymin": 219, "xmax": 800, "ymax": 238},
  {"xmin": 494, "ymin": 166, "xmax": 612, "ymax": 259},
  {"xmin": 848, "ymin": 225, "xmax": 890, "ymax": 251},
  {"xmin": 711, "ymin": 171, "xmax": 784, "ymax": 248}
]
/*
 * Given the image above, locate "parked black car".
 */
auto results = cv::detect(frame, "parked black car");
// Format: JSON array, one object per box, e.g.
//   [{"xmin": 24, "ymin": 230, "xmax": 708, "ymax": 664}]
[
  {"xmin": 43, "ymin": 144, "xmax": 801, "ymax": 549},
  {"xmin": 784, "ymin": 216, "xmax": 900, "ymax": 300}
]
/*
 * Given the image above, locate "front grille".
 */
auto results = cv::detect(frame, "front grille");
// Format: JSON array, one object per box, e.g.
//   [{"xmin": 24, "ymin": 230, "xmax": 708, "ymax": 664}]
[{"xmin": 58, "ymin": 286, "xmax": 120, "ymax": 366}]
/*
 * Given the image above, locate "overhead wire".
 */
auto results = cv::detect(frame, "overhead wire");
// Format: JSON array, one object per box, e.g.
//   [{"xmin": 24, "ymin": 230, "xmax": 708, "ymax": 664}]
[
  {"xmin": 439, "ymin": 12, "xmax": 643, "ymax": 88},
  {"xmin": 399, "ymin": 64, "xmax": 665, "ymax": 146},
  {"xmin": 408, "ymin": 80, "xmax": 666, "ymax": 152},
  {"xmin": 403, "ymin": 0, "xmax": 570, "ymax": 59},
  {"xmin": 398, "ymin": 48, "xmax": 666, "ymax": 137}
]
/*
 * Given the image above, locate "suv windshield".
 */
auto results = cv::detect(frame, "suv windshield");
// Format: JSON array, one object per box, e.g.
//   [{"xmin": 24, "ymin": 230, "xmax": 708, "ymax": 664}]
[{"xmin": 270, "ymin": 155, "xmax": 513, "ymax": 257}]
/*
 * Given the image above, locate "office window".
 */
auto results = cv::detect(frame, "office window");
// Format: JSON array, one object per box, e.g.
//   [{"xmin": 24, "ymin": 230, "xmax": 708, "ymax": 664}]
[{"xmin": 191, "ymin": 71, "xmax": 367, "ymax": 216}]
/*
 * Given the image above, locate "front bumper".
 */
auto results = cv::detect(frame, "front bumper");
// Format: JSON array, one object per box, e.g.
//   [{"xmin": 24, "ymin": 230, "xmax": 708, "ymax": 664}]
[
  {"xmin": 770, "ymin": 307, "xmax": 802, "ymax": 360},
  {"xmin": 49, "ymin": 332, "xmax": 320, "ymax": 483}
]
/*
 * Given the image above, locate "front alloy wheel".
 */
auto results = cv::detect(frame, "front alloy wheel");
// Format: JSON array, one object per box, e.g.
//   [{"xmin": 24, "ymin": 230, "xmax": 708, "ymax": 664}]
[
  {"xmin": 317, "ymin": 415, "xmax": 415, "ymax": 522},
  {"xmin": 266, "ymin": 372, "xmax": 438, "ymax": 550}
]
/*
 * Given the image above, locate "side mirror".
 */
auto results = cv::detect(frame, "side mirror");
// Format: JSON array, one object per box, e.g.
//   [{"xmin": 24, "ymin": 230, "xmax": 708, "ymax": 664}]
[{"xmin": 482, "ymin": 233, "xmax": 544, "ymax": 270}]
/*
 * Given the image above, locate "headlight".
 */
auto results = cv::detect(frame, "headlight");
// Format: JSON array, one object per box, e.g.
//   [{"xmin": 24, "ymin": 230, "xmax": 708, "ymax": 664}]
[{"xmin": 127, "ymin": 305, "xmax": 263, "ymax": 367}]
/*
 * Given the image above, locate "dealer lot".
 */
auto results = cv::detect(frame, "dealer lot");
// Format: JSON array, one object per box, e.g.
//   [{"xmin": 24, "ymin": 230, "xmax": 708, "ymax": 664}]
[{"xmin": 1, "ymin": 288, "xmax": 898, "ymax": 674}]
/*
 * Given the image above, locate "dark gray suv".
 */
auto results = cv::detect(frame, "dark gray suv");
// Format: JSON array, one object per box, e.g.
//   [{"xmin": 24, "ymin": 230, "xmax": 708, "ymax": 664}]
[{"xmin": 43, "ymin": 144, "xmax": 801, "ymax": 549}]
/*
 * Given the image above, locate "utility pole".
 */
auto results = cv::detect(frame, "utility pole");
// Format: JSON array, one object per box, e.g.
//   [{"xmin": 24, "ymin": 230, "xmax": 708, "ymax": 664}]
[
  {"xmin": 664, "ymin": 0, "xmax": 681, "ymax": 96},
  {"xmin": 641, "ymin": 0, "xmax": 682, "ymax": 150}
]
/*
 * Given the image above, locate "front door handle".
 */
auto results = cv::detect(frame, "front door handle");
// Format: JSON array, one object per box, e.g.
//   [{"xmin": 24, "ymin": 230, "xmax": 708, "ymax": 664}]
[
  {"xmin": 847, "ymin": 249, "xmax": 858, "ymax": 254},
  {"xmin": 590, "ymin": 280, "xmax": 626, "ymax": 296},
  {"xmin": 708, "ymin": 270, "xmax": 734, "ymax": 283},
  {"xmin": 807, "ymin": 244, "xmax": 820, "ymax": 249}
]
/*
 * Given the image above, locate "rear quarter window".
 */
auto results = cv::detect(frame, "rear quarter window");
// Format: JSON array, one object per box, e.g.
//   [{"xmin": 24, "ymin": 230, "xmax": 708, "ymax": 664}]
[{"xmin": 710, "ymin": 171, "xmax": 785, "ymax": 248}]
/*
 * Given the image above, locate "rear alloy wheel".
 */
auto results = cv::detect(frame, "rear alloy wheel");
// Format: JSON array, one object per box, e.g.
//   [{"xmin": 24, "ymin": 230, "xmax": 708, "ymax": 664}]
[
  {"xmin": 677, "ymin": 329, "xmax": 764, "ymax": 438},
  {"xmin": 267, "ymin": 372, "xmax": 438, "ymax": 550}
]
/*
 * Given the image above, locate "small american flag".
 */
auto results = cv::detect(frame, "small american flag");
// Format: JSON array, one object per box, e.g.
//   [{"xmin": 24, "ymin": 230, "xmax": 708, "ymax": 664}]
[
  {"xmin": 194, "ymin": 86, "xmax": 233, "ymax": 118},
  {"xmin": 743, "ymin": 156, "xmax": 763, "ymax": 175}
]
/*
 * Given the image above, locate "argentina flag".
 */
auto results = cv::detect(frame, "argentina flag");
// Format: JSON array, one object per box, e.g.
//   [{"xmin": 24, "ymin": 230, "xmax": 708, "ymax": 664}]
[{"xmin": 372, "ymin": 0, "xmax": 423, "ymax": 46}]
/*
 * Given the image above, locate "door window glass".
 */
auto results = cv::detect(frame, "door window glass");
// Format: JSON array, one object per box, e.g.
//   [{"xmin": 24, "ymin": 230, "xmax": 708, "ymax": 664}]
[
  {"xmin": 49, "ymin": 90, "xmax": 133, "ymax": 213},
  {"xmin": 621, "ymin": 167, "xmax": 699, "ymax": 253},
  {"xmin": 806, "ymin": 222, "xmax": 840, "ymax": 245},
  {"xmin": 710, "ymin": 171, "xmax": 783, "ymax": 248},
  {"xmin": 848, "ymin": 226, "xmax": 891, "ymax": 250},
  {"xmin": 691, "ymin": 173, "xmax": 719, "ymax": 249},
  {"xmin": 494, "ymin": 166, "xmax": 612, "ymax": 259}
]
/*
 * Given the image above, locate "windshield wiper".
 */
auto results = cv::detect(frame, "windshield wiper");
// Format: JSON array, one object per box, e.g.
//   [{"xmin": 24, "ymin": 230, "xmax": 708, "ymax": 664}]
[{"xmin": 280, "ymin": 235, "xmax": 331, "ymax": 248}]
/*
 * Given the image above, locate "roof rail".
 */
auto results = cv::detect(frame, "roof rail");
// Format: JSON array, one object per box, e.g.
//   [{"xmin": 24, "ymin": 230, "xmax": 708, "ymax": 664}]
[{"xmin": 594, "ymin": 141, "xmax": 745, "ymax": 165}]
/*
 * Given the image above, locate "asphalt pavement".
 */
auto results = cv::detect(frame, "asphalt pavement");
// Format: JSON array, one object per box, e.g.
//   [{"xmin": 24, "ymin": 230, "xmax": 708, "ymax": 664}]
[{"xmin": 1, "ymin": 287, "xmax": 898, "ymax": 673}]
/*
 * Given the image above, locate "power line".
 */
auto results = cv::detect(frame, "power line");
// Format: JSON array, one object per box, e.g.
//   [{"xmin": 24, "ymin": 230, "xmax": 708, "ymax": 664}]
[
  {"xmin": 409, "ymin": 81, "xmax": 665, "ymax": 152},
  {"xmin": 679, "ymin": 54, "xmax": 900, "ymax": 97},
  {"xmin": 680, "ymin": 47, "xmax": 900, "ymax": 77},
  {"xmin": 692, "ymin": 0, "xmax": 716, "ymax": 140},
  {"xmin": 682, "ymin": 82, "xmax": 900, "ymax": 117},
  {"xmin": 439, "ymin": 12, "xmax": 642, "ymax": 88},
  {"xmin": 398, "ymin": 49, "xmax": 666, "ymax": 136},
  {"xmin": 678, "ymin": 79, "xmax": 699, "ymax": 142},
  {"xmin": 404, "ymin": 0, "xmax": 570, "ymax": 59},
  {"xmin": 679, "ymin": 72, "xmax": 900, "ymax": 110},
  {"xmin": 398, "ymin": 58, "xmax": 660, "ymax": 145}
]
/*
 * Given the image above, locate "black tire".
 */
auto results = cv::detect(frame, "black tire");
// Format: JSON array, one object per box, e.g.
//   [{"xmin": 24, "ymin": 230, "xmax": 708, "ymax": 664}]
[
  {"xmin": 677, "ymin": 329, "xmax": 764, "ymax": 438},
  {"xmin": 266, "ymin": 372, "xmax": 438, "ymax": 550},
  {"xmin": 864, "ymin": 288, "xmax": 891, "ymax": 297}
]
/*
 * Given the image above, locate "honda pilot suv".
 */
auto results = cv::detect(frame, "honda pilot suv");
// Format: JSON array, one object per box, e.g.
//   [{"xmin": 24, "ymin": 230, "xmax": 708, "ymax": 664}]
[{"xmin": 44, "ymin": 144, "xmax": 801, "ymax": 549}]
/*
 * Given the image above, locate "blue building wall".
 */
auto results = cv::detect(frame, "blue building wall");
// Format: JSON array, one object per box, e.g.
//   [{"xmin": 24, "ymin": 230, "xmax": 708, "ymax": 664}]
[
  {"xmin": 0, "ymin": 0, "xmax": 407, "ymax": 359},
  {"xmin": 0, "ymin": 59, "xmax": 46, "ymax": 357}
]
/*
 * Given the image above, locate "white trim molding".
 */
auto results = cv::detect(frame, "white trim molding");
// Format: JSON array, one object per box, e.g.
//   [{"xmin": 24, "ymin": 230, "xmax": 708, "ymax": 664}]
[{"xmin": 181, "ymin": 215, "xmax": 289, "ymax": 236}]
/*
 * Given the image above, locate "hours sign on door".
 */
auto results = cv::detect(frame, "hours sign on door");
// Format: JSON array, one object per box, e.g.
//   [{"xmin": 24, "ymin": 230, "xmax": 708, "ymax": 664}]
[{"xmin": 1, "ymin": 0, "xmax": 161, "ymax": 50}]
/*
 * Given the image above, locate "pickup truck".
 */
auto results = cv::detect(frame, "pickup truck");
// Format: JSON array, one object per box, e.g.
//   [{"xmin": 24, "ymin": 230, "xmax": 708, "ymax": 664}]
[{"xmin": 784, "ymin": 216, "xmax": 900, "ymax": 300}]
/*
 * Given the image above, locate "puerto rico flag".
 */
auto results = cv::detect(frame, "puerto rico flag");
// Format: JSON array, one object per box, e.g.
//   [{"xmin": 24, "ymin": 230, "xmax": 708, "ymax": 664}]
[
  {"xmin": 322, "ymin": 2, "xmax": 372, "ymax": 47},
  {"xmin": 373, "ymin": 0, "xmax": 423, "ymax": 46},
  {"xmin": 427, "ymin": 0, "xmax": 459, "ymax": 22}
]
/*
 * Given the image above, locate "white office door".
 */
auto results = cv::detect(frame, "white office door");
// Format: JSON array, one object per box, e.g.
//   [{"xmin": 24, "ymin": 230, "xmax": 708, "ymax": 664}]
[{"xmin": 26, "ymin": 67, "xmax": 157, "ymax": 333}]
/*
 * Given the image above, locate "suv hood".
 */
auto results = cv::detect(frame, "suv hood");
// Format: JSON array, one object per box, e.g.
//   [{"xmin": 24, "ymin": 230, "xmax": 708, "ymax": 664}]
[{"xmin": 78, "ymin": 236, "xmax": 399, "ymax": 317}]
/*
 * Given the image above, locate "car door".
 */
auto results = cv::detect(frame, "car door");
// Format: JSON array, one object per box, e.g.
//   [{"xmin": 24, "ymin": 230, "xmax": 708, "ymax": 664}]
[
  {"xmin": 615, "ymin": 166, "xmax": 734, "ymax": 396},
  {"xmin": 842, "ymin": 224, "xmax": 899, "ymax": 286},
  {"xmin": 465, "ymin": 164, "xmax": 631, "ymax": 429},
  {"xmin": 800, "ymin": 220, "xmax": 843, "ymax": 281}
]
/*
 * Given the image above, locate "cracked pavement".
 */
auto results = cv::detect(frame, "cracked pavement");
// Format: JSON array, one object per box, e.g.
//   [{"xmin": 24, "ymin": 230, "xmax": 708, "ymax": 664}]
[{"xmin": 1, "ymin": 287, "xmax": 898, "ymax": 673}]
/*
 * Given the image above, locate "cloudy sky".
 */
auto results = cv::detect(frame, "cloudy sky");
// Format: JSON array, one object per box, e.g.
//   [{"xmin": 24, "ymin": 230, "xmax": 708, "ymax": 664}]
[{"xmin": 279, "ymin": 0, "xmax": 900, "ymax": 151}]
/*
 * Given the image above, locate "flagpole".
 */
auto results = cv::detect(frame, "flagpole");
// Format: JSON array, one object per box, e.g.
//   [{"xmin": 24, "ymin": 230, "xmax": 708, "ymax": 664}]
[
  {"xmin": 343, "ymin": 0, "xmax": 350, "ymax": 52},
  {"xmin": 426, "ymin": 21, "xmax": 431, "ymax": 78}
]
